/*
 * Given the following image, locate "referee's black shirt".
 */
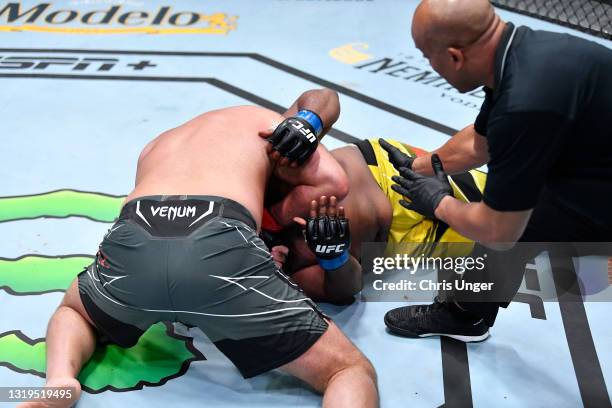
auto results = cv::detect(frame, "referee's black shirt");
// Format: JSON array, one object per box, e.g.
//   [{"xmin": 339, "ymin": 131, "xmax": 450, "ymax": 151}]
[{"xmin": 474, "ymin": 23, "xmax": 612, "ymax": 228}]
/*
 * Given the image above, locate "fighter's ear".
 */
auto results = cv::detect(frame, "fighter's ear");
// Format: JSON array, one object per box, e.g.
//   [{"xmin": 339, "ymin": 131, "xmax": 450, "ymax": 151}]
[{"xmin": 447, "ymin": 47, "xmax": 465, "ymax": 70}]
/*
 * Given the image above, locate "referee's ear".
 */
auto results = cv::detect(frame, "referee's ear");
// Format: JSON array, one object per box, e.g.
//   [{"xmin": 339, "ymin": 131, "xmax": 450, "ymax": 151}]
[{"xmin": 447, "ymin": 47, "xmax": 465, "ymax": 70}]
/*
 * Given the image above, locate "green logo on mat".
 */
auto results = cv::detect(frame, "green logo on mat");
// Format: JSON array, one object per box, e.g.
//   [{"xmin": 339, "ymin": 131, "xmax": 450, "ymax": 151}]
[{"xmin": 0, "ymin": 190, "xmax": 205, "ymax": 393}]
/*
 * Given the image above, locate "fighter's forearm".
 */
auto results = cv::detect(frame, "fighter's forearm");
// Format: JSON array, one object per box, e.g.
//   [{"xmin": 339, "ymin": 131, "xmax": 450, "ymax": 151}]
[
  {"xmin": 323, "ymin": 256, "xmax": 362, "ymax": 303},
  {"xmin": 412, "ymin": 125, "xmax": 489, "ymax": 176},
  {"xmin": 290, "ymin": 256, "xmax": 361, "ymax": 304},
  {"xmin": 285, "ymin": 88, "xmax": 340, "ymax": 139},
  {"xmin": 271, "ymin": 146, "xmax": 349, "ymax": 226},
  {"xmin": 270, "ymin": 181, "xmax": 347, "ymax": 227}
]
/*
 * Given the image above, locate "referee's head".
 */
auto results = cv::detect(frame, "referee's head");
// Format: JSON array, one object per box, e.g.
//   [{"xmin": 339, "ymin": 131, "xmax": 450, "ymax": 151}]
[{"xmin": 412, "ymin": 0, "xmax": 505, "ymax": 92}]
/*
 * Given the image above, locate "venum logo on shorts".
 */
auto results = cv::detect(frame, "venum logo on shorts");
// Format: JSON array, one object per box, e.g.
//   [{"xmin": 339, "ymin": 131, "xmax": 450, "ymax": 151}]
[{"xmin": 151, "ymin": 205, "xmax": 196, "ymax": 221}]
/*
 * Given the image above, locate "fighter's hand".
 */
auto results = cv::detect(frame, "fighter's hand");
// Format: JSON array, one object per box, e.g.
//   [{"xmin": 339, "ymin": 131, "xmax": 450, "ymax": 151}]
[
  {"xmin": 379, "ymin": 138, "xmax": 415, "ymax": 170},
  {"xmin": 262, "ymin": 111, "xmax": 323, "ymax": 166},
  {"xmin": 260, "ymin": 124, "xmax": 295, "ymax": 167},
  {"xmin": 294, "ymin": 196, "xmax": 350, "ymax": 271},
  {"xmin": 270, "ymin": 245, "xmax": 289, "ymax": 269},
  {"xmin": 390, "ymin": 154, "xmax": 453, "ymax": 219}
]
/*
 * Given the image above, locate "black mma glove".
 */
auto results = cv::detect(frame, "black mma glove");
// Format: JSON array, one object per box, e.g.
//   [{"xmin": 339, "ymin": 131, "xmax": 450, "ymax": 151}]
[
  {"xmin": 379, "ymin": 138, "xmax": 415, "ymax": 170},
  {"xmin": 390, "ymin": 154, "xmax": 453, "ymax": 218},
  {"xmin": 268, "ymin": 110, "xmax": 323, "ymax": 165},
  {"xmin": 306, "ymin": 213, "xmax": 350, "ymax": 271}
]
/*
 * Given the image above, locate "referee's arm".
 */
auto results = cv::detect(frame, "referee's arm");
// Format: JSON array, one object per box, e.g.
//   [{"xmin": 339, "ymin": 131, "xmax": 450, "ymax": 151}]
[
  {"xmin": 412, "ymin": 124, "xmax": 489, "ymax": 176},
  {"xmin": 435, "ymin": 112, "xmax": 568, "ymax": 249}
]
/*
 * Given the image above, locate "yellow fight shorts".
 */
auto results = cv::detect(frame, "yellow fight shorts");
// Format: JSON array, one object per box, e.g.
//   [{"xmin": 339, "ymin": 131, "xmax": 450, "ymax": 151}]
[{"xmin": 354, "ymin": 139, "xmax": 487, "ymax": 257}]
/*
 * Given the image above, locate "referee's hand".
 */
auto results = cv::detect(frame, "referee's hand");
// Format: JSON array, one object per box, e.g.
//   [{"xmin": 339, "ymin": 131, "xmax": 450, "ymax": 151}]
[
  {"xmin": 390, "ymin": 154, "xmax": 453, "ymax": 218},
  {"xmin": 379, "ymin": 138, "xmax": 415, "ymax": 170}
]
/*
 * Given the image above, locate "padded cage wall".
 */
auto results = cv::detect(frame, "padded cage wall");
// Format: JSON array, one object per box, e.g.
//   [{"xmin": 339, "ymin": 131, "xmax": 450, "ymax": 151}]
[{"xmin": 491, "ymin": 0, "xmax": 612, "ymax": 40}]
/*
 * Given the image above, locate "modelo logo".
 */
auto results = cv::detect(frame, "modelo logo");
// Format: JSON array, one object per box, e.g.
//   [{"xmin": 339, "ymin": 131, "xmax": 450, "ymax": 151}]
[{"xmin": 0, "ymin": 2, "xmax": 238, "ymax": 34}]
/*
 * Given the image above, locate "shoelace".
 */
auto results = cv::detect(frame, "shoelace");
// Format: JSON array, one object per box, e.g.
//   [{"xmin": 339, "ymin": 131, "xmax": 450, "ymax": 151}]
[
  {"xmin": 415, "ymin": 296, "xmax": 445, "ymax": 314},
  {"xmin": 414, "ymin": 297, "xmax": 447, "ymax": 328}
]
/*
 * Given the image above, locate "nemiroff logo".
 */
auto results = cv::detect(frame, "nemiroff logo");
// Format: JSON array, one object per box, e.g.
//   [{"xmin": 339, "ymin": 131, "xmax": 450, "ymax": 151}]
[{"xmin": 0, "ymin": 2, "xmax": 238, "ymax": 35}]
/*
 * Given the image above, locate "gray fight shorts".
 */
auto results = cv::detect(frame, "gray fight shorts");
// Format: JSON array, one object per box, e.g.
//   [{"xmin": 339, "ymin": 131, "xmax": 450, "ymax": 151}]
[{"xmin": 78, "ymin": 195, "xmax": 328, "ymax": 378}]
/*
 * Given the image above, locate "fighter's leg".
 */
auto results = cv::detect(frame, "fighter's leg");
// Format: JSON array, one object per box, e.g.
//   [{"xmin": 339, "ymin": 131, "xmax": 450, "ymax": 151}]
[
  {"xmin": 182, "ymin": 215, "xmax": 376, "ymax": 406},
  {"xmin": 19, "ymin": 278, "xmax": 95, "ymax": 408},
  {"xmin": 281, "ymin": 321, "xmax": 378, "ymax": 408}
]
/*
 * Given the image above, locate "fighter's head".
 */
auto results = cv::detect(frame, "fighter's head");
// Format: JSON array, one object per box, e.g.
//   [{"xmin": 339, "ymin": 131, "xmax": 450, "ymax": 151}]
[{"xmin": 411, "ymin": 0, "xmax": 503, "ymax": 92}]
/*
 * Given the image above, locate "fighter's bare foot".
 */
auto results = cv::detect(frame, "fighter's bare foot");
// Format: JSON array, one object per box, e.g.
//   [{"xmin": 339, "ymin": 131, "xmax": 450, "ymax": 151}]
[{"xmin": 17, "ymin": 378, "xmax": 81, "ymax": 408}]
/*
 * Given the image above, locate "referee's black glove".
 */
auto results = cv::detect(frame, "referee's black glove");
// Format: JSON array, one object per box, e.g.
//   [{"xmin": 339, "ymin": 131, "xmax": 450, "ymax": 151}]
[
  {"xmin": 390, "ymin": 154, "xmax": 453, "ymax": 219},
  {"xmin": 379, "ymin": 138, "xmax": 415, "ymax": 170}
]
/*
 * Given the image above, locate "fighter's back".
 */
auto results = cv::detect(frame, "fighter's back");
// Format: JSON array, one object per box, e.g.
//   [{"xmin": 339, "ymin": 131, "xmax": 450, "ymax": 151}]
[{"xmin": 127, "ymin": 105, "xmax": 283, "ymax": 228}]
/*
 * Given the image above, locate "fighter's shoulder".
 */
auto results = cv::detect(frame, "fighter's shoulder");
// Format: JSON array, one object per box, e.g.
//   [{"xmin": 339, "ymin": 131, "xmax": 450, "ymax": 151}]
[{"xmin": 205, "ymin": 105, "xmax": 283, "ymax": 122}]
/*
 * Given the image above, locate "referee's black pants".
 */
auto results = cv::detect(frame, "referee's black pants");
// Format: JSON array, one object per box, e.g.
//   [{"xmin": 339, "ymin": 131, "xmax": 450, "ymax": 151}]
[{"xmin": 450, "ymin": 189, "xmax": 612, "ymax": 327}]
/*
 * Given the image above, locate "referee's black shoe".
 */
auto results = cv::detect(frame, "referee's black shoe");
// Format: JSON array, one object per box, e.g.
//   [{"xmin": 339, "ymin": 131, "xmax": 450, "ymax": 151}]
[{"xmin": 384, "ymin": 298, "xmax": 490, "ymax": 343}]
